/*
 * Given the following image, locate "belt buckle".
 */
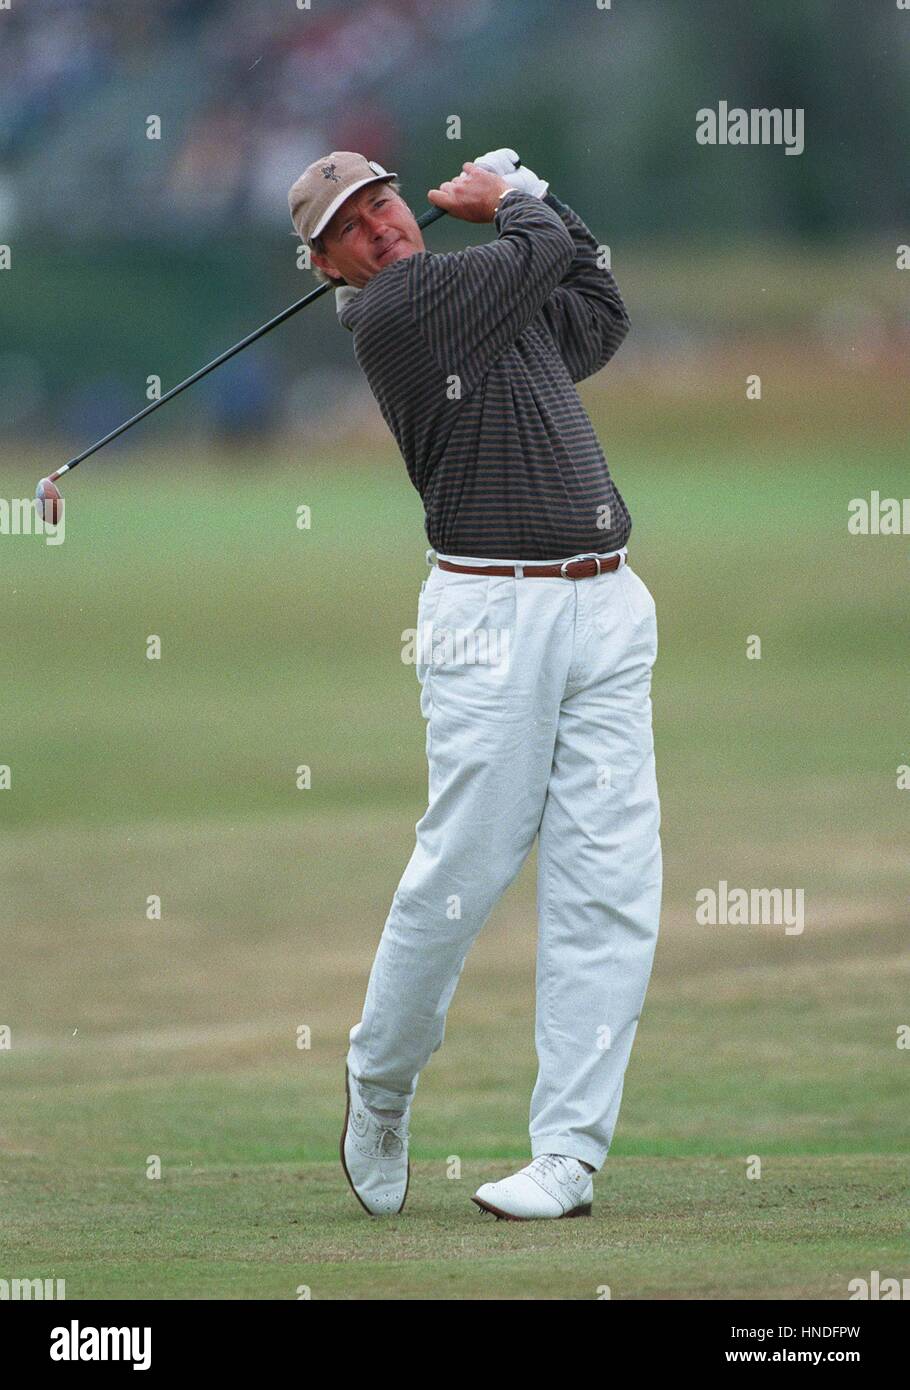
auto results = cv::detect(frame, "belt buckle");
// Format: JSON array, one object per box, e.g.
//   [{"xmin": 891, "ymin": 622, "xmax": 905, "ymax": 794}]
[{"xmin": 559, "ymin": 553, "xmax": 602, "ymax": 579}]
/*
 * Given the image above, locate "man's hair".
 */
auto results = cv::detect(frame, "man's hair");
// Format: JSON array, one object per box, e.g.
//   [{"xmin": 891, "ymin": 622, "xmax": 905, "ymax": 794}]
[{"xmin": 309, "ymin": 177, "xmax": 402, "ymax": 286}]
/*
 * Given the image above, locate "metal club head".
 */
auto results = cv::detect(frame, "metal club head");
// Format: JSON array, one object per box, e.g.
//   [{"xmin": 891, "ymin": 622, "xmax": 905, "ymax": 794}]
[{"xmin": 35, "ymin": 477, "xmax": 63, "ymax": 525}]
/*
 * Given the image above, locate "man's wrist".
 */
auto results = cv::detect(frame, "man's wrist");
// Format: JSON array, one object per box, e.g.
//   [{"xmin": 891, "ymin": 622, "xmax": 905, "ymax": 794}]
[{"xmin": 492, "ymin": 186, "xmax": 519, "ymax": 220}]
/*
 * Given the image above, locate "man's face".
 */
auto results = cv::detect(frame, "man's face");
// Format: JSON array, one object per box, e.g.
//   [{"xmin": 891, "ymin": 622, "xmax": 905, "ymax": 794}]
[{"xmin": 311, "ymin": 183, "xmax": 424, "ymax": 288}]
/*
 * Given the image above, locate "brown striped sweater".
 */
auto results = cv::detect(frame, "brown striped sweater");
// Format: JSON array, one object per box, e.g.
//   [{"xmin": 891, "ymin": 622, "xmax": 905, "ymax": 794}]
[{"xmin": 337, "ymin": 190, "xmax": 631, "ymax": 561}]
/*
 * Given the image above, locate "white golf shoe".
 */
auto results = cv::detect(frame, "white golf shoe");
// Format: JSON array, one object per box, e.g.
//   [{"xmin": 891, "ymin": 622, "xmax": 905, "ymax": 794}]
[
  {"xmin": 340, "ymin": 1067, "xmax": 411, "ymax": 1215},
  {"xmin": 472, "ymin": 1154, "xmax": 594, "ymax": 1220}
]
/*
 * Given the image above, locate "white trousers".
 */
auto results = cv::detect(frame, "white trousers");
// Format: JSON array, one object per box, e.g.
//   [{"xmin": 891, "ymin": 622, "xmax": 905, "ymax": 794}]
[{"xmin": 347, "ymin": 549, "xmax": 662, "ymax": 1171}]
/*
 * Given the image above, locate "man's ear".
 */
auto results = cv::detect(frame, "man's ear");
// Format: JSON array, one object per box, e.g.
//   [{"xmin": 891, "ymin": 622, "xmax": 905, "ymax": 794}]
[{"xmin": 311, "ymin": 247, "xmax": 344, "ymax": 283}]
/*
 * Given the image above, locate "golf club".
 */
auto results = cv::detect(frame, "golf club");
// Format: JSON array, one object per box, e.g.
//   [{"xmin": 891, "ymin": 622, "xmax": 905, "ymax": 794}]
[{"xmin": 34, "ymin": 202, "xmax": 448, "ymax": 520}]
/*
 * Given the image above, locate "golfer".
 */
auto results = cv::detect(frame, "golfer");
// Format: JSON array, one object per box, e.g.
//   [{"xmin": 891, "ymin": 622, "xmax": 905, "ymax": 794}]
[{"xmin": 288, "ymin": 149, "xmax": 661, "ymax": 1220}]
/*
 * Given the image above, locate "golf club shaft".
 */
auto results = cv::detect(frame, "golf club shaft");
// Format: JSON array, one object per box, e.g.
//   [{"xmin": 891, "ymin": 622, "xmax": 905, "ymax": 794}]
[{"xmin": 49, "ymin": 203, "xmax": 448, "ymax": 482}]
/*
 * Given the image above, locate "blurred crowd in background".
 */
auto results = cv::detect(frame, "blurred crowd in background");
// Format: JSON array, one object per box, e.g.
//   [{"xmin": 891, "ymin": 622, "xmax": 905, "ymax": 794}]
[
  {"xmin": 1, "ymin": 0, "xmax": 908, "ymax": 446},
  {"xmin": 0, "ymin": 0, "xmax": 534, "ymax": 239}
]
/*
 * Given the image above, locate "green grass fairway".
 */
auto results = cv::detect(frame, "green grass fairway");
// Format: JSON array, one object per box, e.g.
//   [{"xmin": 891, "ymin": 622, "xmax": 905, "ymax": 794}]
[
  {"xmin": 5, "ymin": 1154, "xmax": 906, "ymax": 1300},
  {"xmin": 1, "ymin": 358, "xmax": 908, "ymax": 1299}
]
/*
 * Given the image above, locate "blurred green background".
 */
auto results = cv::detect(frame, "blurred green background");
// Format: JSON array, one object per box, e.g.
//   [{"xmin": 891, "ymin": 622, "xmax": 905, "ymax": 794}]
[
  {"xmin": 2, "ymin": 0, "xmax": 909, "ymax": 434},
  {"xmin": 1, "ymin": 0, "xmax": 908, "ymax": 1299}
]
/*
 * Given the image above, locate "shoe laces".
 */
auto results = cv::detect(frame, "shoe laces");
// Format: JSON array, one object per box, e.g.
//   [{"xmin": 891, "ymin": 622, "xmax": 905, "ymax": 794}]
[
  {"xmin": 529, "ymin": 1153, "xmax": 572, "ymax": 1183},
  {"xmin": 377, "ymin": 1127, "xmax": 404, "ymax": 1158},
  {"xmin": 354, "ymin": 1106, "xmax": 408, "ymax": 1154}
]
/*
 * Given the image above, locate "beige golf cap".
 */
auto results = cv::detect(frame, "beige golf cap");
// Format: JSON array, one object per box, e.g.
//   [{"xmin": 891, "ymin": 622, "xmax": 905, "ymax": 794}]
[{"xmin": 288, "ymin": 152, "xmax": 398, "ymax": 244}]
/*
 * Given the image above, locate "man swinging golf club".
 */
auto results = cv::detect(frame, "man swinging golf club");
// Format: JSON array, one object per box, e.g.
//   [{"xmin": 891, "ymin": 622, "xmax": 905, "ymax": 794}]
[{"xmin": 288, "ymin": 149, "xmax": 662, "ymax": 1221}]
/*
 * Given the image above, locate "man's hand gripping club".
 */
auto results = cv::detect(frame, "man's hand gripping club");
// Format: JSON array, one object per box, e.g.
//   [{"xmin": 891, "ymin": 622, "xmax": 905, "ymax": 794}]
[
  {"xmin": 428, "ymin": 149, "xmax": 549, "ymax": 222},
  {"xmin": 427, "ymin": 163, "xmax": 513, "ymax": 223}
]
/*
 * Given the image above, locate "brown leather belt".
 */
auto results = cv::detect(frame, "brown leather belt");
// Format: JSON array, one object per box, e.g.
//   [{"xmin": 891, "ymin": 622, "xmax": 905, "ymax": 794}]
[{"xmin": 437, "ymin": 552, "xmax": 625, "ymax": 580}]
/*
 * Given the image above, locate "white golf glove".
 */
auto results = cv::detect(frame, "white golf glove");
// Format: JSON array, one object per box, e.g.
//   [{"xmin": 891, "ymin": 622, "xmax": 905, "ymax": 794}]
[
  {"xmin": 335, "ymin": 284, "xmax": 361, "ymax": 318},
  {"xmin": 473, "ymin": 147, "xmax": 548, "ymax": 199}
]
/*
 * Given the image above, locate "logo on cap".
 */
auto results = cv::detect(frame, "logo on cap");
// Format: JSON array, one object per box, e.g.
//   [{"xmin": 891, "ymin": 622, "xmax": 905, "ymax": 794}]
[{"xmin": 321, "ymin": 162, "xmax": 340, "ymax": 182}]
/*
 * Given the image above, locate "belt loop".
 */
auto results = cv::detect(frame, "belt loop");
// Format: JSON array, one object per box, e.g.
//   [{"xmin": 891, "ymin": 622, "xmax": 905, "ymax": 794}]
[
  {"xmin": 514, "ymin": 563, "xmax": 524, "ymax": 579},
  {"xmin": 425, "ymin": 548, "xmax": 436, "ymax": 568}
]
